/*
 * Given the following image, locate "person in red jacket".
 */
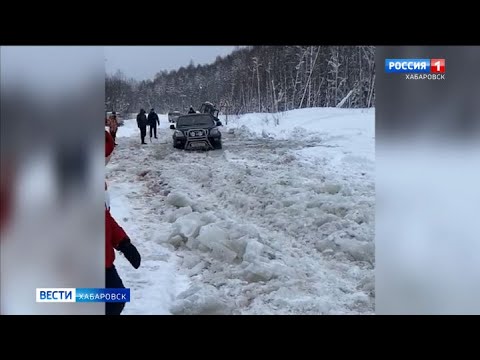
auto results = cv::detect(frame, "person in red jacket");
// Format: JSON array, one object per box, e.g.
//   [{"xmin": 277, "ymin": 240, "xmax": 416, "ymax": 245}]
[
  {"xmin": 105, "ymin": 130, "xmax": 141, "ymax": 315},
  {"xmin": 106, "ymin": 112, "xmax": 119, "ymax": 146}
]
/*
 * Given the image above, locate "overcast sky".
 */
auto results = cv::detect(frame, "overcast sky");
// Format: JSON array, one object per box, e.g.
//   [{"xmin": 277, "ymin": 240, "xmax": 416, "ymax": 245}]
[{"xmin": 105, "ymin": 46, "xmax": 238, "ymax": 81}]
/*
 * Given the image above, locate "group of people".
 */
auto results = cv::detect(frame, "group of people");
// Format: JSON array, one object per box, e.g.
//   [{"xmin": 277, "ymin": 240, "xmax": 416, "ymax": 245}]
[
  {"xmin": 106, "ymin": 108, "xmax": 161, "ymax": 146},
  {"xmin": 189, "ymin": 102, "xmax": 219, "ymax": 117},
  {"xmin": 136, "ymin": 108, "xmax": 159, "ymax": 144}
]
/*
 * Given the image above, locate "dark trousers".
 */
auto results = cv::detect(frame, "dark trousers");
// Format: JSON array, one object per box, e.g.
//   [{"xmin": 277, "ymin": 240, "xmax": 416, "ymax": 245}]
[
  {"xmin": 139, "ymin": 126, "xmax": 147, "ymax": 143},
  {"xmin": 110, "ymin": 130, "xmax": 117, "ymax": 143},
  {"xmin": 105, "ymin": 266, "xmax": 126, "ymax": 315},
  {"xmin": 149, "ymin": 125, "xmax": 157, "ymax": 138}
]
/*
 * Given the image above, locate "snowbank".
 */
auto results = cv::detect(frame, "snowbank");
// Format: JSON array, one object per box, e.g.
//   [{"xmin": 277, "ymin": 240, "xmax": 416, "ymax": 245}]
[{"xmin": 108, "ymin": 107, "xmax": 375, "ymax": 314}]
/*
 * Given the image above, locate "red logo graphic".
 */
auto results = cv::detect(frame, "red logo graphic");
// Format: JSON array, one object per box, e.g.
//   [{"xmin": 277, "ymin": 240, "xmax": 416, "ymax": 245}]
[{"xmin": 430, "ymin": 59, "xmax": 445, "ymax": 73}]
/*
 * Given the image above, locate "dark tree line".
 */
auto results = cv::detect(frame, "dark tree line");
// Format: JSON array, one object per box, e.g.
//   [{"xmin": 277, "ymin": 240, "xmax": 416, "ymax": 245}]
[{"xmin": 105, "ymin": 46, "xmax": 375, "ymax": 115}]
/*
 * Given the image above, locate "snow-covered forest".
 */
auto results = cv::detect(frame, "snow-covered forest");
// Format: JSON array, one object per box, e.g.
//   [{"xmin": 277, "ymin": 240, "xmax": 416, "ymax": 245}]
[{"xmin": 105, "ymin": 46, "xmax": 375, "ymax": 114}]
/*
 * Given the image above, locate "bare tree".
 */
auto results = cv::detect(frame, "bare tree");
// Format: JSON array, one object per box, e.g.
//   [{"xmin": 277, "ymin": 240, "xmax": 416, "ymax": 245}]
[{"xmin": 105, "ymin": 46, "xmax": 375, "ymax": 115}]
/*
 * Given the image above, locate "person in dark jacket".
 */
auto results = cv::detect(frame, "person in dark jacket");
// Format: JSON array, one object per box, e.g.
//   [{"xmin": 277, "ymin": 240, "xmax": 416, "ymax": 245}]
[
  {"xmin": 188, "ymin": 106, "xmax": 196, "ymax": 114},
  {"xmin": 136, "ymin": 109, "xmax": 148, "ymax": 144},
  {"xmin": 147, "ymin": 108, "xmax": 160, "ymax": 139},
  {"xmin": 105, "ymin": 131, "xmax": 141, "ymax": 315}
]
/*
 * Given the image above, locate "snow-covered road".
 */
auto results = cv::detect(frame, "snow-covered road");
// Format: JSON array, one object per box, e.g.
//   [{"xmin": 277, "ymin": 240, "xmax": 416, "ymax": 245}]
[{"xmin": 107, "ymin": 108, "xmax": 375, "ymax": 314}]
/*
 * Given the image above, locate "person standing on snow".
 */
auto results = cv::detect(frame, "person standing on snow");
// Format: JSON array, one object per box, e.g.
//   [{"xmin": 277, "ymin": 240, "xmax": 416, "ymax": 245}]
[
  {"xmin": 107, "ymin": 111, "xmax": 119, "ymax": 146},
  {"xmin": 147, "ymin": 108, "xmax": 160, "ymax": 140},
  {"xmin": 105, "ymin": 130, "xmax": 141, "ymax": 315},
  {"xmin": 136, "ymin": 109, "xmax": 148, "ymax": 144}
]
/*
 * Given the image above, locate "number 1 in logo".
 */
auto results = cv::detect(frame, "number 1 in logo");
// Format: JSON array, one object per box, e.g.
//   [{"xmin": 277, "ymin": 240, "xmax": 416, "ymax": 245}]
[{"xmin": 430, "ymin": 59, "xmax": 445, "ymax": 73}]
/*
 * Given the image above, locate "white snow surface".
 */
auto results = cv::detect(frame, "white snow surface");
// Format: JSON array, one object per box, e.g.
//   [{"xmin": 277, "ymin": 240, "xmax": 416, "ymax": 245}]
[{"xmin": 107, "ymin": 108, "xmax": 375, "ymax": 314}]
